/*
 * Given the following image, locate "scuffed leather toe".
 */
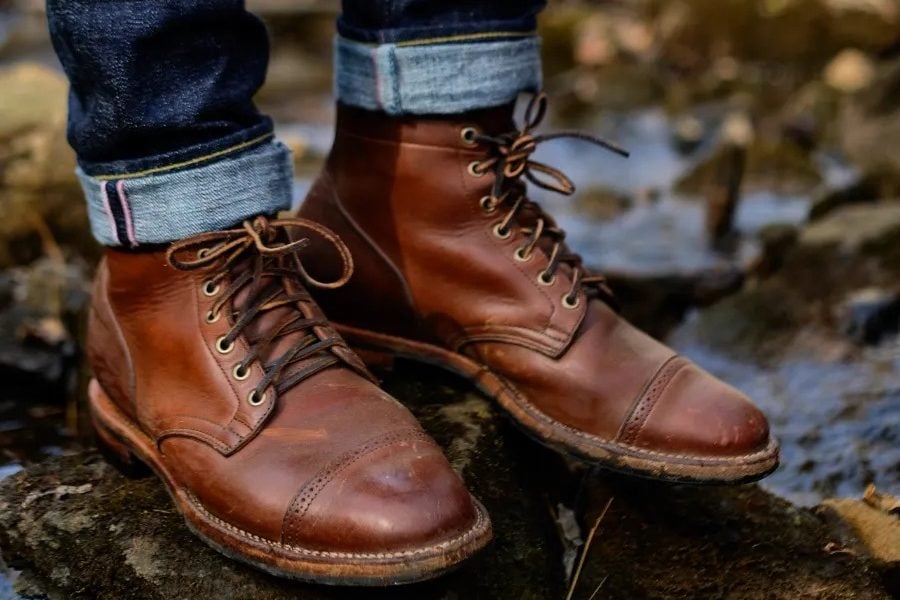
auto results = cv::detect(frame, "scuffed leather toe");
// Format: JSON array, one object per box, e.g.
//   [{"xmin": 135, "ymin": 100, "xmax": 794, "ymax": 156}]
[
  {"xmin": 626, "ymin": 358, "xmax": 771, "ymax": 459},
  {"xmin": 282, "ymin": 433, "xmax": 479, "ymax": 553}
]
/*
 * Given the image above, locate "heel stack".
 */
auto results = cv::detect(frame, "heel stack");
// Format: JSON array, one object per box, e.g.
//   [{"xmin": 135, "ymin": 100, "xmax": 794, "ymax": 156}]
[{"xmin": 89, "ymin": 380, "xmax": 150, "ymax": 478}]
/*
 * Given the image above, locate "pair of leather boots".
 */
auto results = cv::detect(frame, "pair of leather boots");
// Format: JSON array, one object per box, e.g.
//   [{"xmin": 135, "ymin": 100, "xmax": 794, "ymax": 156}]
[{"xmin": 87, "ymin": 96, "xmax": 778, "ymax": 585}]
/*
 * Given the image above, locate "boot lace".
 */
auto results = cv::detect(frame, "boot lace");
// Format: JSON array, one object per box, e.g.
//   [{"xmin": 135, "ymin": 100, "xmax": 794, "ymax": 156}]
[
  {"xmin": 166, "ymin": 216, "xmax": 357, "ymax": 404},
  {"xmin": 468, "ymin": 92, "xmax": 628, "ymax": 308}
]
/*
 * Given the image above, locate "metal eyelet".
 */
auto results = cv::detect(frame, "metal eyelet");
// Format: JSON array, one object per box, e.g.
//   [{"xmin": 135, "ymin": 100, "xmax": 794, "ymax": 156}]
[
  {"xmin": 202, "ymin": 281, "xmax": 220, "ymax": 296},
  {"xmin": 493, "ymin": 223, "xmax": 512, "ymax": 239},
  {"xmin": 205, "ymin": 310, "xmax": 220, "ymax": 324},
  {"xmin": 537, "ymin": 271, "xmax": 556, "ymax": 286},
  {"xmin": 562, "ymin": 294, "xmax": 580, "ymax": 309},
  {"xmin": 197, "ymin": 248, "xmax": 210, "ymax": 259},
  {"xmin": 467, "ymin": 161, "xmax": 486, "ymax": 177},
  {"xmin": 460, "ymin": 126, "xmax": 480, "ymax": 145},
  {"xmin": 479, "ymin": 195, "xmax": 496, "ymax": 214},
  {"xmin": 215, "ymin": 335, "xmax": 234, "ymax": 355},
  {"xmin": 248, "ymin": 390, "xmax": 267, "ymax": 406},
  {"xmin": 514, "ymin": 247, "xmax": 532, "ymax": 262},
  {"xmin": 232, "ymin": 363, "xmax": 250, "ymax": 381}
]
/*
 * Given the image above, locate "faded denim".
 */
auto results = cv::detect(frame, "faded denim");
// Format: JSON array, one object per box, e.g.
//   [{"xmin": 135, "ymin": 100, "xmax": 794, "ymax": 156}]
[
  {"xmin": 79, "ymin": 141, "xmax": 293, "ymax": 247},
  {"xmin": 335, "ymin": 35, "xmax": 542, "ymax": 115},
  {"xmin": 46, "ymin": 0, "xmax": 546, "ymax": 246}
]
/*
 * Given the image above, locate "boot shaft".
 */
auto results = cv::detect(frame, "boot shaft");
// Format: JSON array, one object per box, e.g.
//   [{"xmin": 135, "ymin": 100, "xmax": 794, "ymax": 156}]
[{"xmin": 300, "ymin": 104, "xmax": 587, "ymax": 356}]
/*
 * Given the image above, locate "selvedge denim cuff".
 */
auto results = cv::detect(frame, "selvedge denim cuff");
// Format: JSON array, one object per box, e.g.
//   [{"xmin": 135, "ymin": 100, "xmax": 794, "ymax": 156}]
[
  {"xmin": 78, "ymin": 139, "xmax": 294, "ymax": 247},
  {"xmin": 335, "ymin": 34, "xmax": 542, "ymax": 115}
]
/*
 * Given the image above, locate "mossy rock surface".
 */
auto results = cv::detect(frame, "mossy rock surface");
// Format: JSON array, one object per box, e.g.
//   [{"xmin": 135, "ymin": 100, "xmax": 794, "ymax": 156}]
[{"xmin": 0, "ymin": 364, "xmax": 892, "ymax": 599}]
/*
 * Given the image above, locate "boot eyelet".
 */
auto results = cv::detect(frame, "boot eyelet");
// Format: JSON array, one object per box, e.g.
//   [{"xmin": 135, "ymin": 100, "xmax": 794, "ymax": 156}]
[
  {"xmin": 460, "ymin": 127, "xmax": 480, "ymax": 145},
  {"xmin": 468, "ymin": 161, "xmax": 486, "ymax": 177},
  {"xmin": 537, "ymin": 271, "xmax": 556, "ymax": 286},
  {"xmin": 202, "ymin": 281, "xmax": 220, "ymax": 296},
  {"xmin": 493, "ymin": 223, "xmax": 512, "ymax": 239},
  {"xmin": 514, "ymin": 247, "xmax": 532, "ymax": 262},
  {"xmin": 562, "ymin": 293, "xmax": 580, "ymax": 309},
  {"xmin": 216, "ymin": 335, "xmax": 235, "ymax": 355},
  {"xmin": 205, "ymin": 310, "xmax": 220, "ymax": 324},
  {"xmin": 248, "ymin": 390, "xmax": 267, "ymax": 406},
  {"xmin": 232, "ymin": 363, "xmax": 250, "ymax": 381},
  {"xmin": 479, "ymin": 196, "xmax": 496, "ymax": 214},
  {"xmin": 197, "ymin": 248, "xmax": 210, "ymax": 259}
]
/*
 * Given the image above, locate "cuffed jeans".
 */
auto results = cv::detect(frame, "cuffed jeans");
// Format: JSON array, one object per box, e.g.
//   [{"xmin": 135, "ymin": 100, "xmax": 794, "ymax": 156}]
[{"xmin": 46, "ymin": 0, "xmax": 546, "ymax": 246}]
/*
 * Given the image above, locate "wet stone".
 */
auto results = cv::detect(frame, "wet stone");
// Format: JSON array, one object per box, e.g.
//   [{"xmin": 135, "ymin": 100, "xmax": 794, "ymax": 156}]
[
  {"xmin": 839, "ymin": 288, "xmax": 900, "ymax": 345},
  {"xmin": 0, "ymin": 362, "xmax": 893, "ymax": 599}
]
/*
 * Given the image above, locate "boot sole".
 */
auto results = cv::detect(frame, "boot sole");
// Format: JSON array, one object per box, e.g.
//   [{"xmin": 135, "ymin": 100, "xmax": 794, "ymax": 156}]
[
  {"xmin": 88, "ymin": 379, "xmax": 493, "ymax": 586},
  {"xmin": 335, "ymin": 324, "xmax": 780, "ymax": 485}
]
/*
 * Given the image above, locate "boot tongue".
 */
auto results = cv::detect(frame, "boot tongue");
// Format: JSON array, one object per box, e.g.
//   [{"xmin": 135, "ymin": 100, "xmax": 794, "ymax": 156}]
[{"xmin": 463, "ymin": 102, "xmax": 517, "ymax": 137}]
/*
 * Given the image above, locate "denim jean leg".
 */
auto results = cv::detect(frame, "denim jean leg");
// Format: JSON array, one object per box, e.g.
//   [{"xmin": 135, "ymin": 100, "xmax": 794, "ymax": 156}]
[
  {"xmin": 46, "ymin": 0, "xmax": 293, "ymax": 246},
  {"xmin": 336, "ymin": 0, "xmax": 547, "ymax": 115}
]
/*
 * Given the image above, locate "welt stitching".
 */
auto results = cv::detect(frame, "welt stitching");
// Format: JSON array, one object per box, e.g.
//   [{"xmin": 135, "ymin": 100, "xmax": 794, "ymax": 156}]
[
  {"xmin": 497, "ymin": 364, "xmax": 773, "ymax": 461},
  {"xmin": 341, "ymin": 325, "xmax": 770, "ymax": 464},
  {"xmin": 104, "ymin": 405, "xmax": 491, "ymax": 557},
  {"xmin": 342, "ymin": 325, "xmax": 774, "ymax": 462},
  {"xmin": 157, "ymin": 429, "xmax": 229, "ymax": 454},
  {"xmin": 188, "ymin": 491, "xmax": 487, "ymax": 560}
]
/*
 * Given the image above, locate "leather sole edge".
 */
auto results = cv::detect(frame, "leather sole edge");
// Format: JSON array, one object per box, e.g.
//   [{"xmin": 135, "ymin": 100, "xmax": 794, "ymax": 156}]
[{"xmin": 335, "ymin": 323, "xmax": 781, "ymax": 485}]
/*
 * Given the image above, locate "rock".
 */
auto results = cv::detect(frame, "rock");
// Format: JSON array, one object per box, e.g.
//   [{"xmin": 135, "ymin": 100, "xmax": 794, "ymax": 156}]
[
  {"xmin": 754, "ymin": 222, "xmax": 799, "ymax": 277},
  {"xmin": 676, "ymin": 127, "xmax": 821, "ymax": 198},
  {"xmin": 606, "ymin": 266, "xmax": 745, "ymax": 339},
  {"xmin": 686, "ymin": 202, "xmax": 900, "ymax": 359},
  {"xmin": 825, "ymin": 49, "xmax": 876, "ymax": 93},
  {"xmin": 838, "ymin": 287, "xmax": 900, "ymax": 345},
  {"xmin": 574, "ymin": 477, "xmax": 892, "ymax": 599},
  {"xmin": 821, "ymin": 0, "xmax": 900, "ymax": 50},
  {"xmin": 686, "ymin": 281, "xmax": 808, "ymax": 362},
  {"xmin": 0, "ymin": 63, "xmax": 73, "ymax": 191},
  {"xmin": 841, "ymin": 57, "xmax": 900, "ymax": 185},
  {"xmin": 0, "ymin": 254, "xmax": 88, "ymax": 402},
  {"xmin": 800, "ymin": 203, "xmax": 900, "ymax": 252},
  {"xmin": 809, "ymin": 176, "xmax": 880, "ymax": 221},
  {"xmin": 0, "ymin": 363, "xmax": 893, "ymax": 599}
]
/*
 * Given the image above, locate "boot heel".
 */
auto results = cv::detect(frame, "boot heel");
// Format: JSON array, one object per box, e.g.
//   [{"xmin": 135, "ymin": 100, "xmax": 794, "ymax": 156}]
[{"xmin": 92, "ymin": 418, "xmax": 151, "ymax": 479}]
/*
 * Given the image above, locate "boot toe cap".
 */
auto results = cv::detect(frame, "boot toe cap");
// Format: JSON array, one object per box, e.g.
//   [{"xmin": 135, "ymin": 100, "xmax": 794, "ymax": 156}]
[
  {"xmin": 282, "ymin": 435, "xmax": 483, "ymax": 554},
  {"xmin": 630, "ymin": 361, "xmax": 772, "ymax": 460}
]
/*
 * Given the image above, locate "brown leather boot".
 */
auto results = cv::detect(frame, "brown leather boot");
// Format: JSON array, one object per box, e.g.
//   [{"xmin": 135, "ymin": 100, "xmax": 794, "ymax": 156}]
[
  {"xmin": 87, "ymin": 216, "xmax": 491, "ymax": 585},
  {"xmin": 298, "ymin": 95, "xmax": 779, "ymax": 484}
]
